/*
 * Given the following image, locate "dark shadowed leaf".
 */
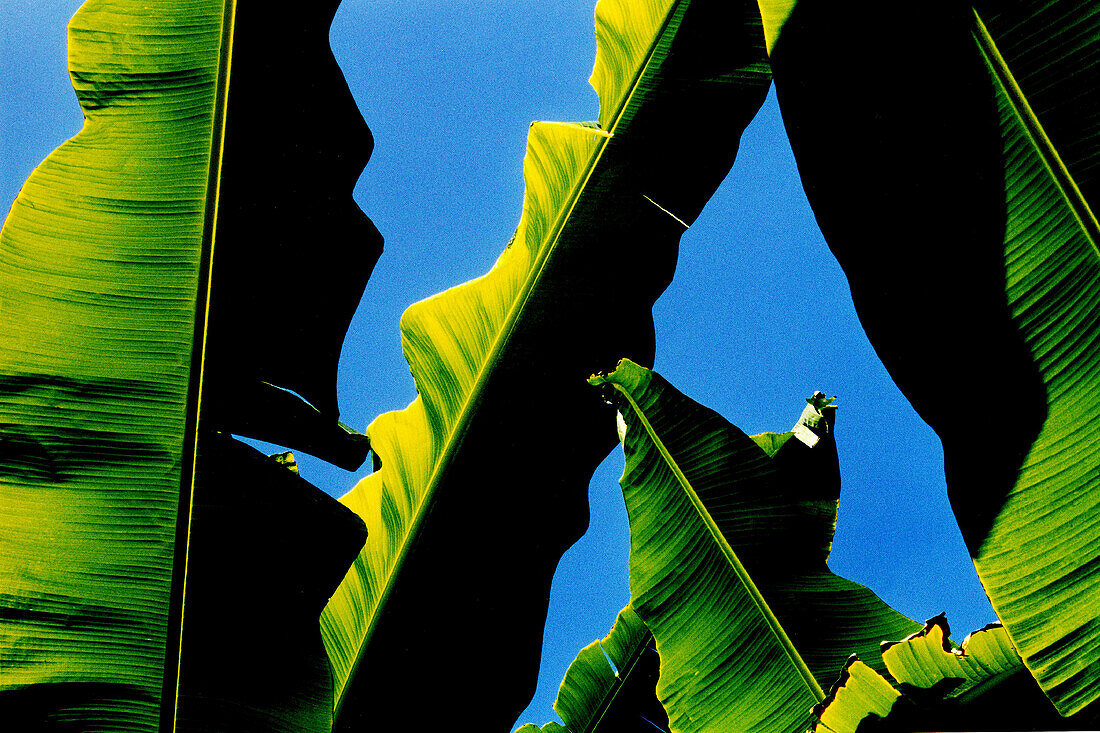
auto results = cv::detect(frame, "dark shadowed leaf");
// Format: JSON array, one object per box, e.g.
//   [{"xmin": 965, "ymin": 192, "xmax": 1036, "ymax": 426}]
[
  {"xmin": 761, "ymin": 0, "xmax": 1100, "ymax": 715},
  {"xmin": 319, "ymin": 0, "xmax": 773, "ymax": 728}
]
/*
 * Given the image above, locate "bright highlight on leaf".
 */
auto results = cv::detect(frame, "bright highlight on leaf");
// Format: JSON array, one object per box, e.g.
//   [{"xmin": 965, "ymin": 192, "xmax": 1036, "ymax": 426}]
[
  {"xmin": 880, "ymin": 615, "xmax": 1018, "ymax": 696},
  {"xmin": 517, "ymin": 605, "xmax": 665, "ymax": 733},
  {"xmin": 319, "ymin": 0, "xmax": 772, "ymax": 727},
  {"xmin": 814, "ymin": 659, "xmax": 901, "ymax": 733},
  {"xmin": 811, "ymin": 615, "xmax": 1075, "ymax": 732},
  {"xmin": 755, "ymin": 0, "xmax": 797, "ymax": 54},
  {"xmin": 589, "ymin": 0, "xmax": 674, "ymax": 131}
]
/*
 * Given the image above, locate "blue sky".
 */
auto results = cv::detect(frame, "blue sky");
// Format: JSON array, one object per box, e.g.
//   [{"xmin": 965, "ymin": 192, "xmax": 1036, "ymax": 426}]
[{"xmin": 2, "ymin": 2, "xmax": 995, "ymax": 728}]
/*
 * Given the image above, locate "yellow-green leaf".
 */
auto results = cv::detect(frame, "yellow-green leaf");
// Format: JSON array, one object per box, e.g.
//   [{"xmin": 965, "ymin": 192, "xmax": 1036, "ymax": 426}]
[
  {"xmin": 1, "ymin": 1, "xmax": 375, "ymax": 729},
  {"xmin": 880, "ymin": 615, "xmax": 1018, "ymax": 697},
  {"xmin": 1, "ymin": 2, "xmax": 229, "ymax": 727},
  {"xmin": 813, "ymin": 659, "xmax": 901, "ymax": 733},
  {"xmin": 320, "ymin": 0, "xmax": 773, "ymax": 728}
]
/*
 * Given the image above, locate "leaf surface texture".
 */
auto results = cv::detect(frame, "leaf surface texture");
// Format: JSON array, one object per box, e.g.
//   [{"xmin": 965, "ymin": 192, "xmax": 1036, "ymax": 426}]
[
  {"xmin": 591, "ymin": 360, "xmax": 918, "ymax": 732},
  {"xmin": 0, "ymin": 2, "xmax": 227, "ymax": 728},
  {"xmin": 517, "ymin": 605, "xmax": 667, "ymax": 733},
  {"xmin": 812, "ymin": 617, "xmax": 1076, "ymax": 732}
]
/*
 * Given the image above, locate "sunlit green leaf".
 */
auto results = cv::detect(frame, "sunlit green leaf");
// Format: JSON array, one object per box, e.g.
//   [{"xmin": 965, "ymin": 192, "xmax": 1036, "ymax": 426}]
[
  {"xmin": 0, "ymin": 1, "xmax": 374, "ymax": 728},
  {"xmin": 0, "ymin": 2, "xmax": 228, "ymax": 727},
  {"xmin": 811, "ymin": 616, "xmax": 1079, "ymax": 732},
  {"xmin": 590, "ymin": 359, "xmax": 918, "ymax": 732},
  {"xmin": 319, "ymin": 1, "xmax": 773, "ymax": 727},
  {"xmin": 880, "ymin": 615, "xmax": 1017, "ymax": 697},
  {"xmin": 517, "ymin": 605, "xmax": 666, "ymax": 733}
]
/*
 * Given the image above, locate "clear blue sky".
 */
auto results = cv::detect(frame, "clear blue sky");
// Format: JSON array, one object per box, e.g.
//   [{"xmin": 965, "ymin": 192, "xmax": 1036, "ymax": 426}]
[{"xmin": 2, "ymin": 2, "xmax": 994, "ymax": 729}]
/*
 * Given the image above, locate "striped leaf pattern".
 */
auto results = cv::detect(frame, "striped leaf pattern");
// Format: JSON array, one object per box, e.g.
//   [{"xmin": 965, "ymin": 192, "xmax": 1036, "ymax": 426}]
[
  {"xmin": 0, "ymin": 1, "xmax": 229, "ymax": 728},
  {"xmin": 967, "ymin": 3, "xmax": 1100, "ymax": 715},
  {"xmin": 517, "ymin": 605, "xmax": 666, "ymax": 733},
  {"xmin": 811, "ymin": 616, "xmax": 1074, "ymax": 732},
  {"xmin": 590, "ymin": 360, "xmax": 918, "ymax": 732}
]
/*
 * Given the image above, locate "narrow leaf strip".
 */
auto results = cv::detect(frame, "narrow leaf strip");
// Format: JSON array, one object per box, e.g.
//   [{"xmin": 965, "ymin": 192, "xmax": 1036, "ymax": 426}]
[{"xmin": 517, "ymin": 724, "xmax": 569, "ymax": 733}]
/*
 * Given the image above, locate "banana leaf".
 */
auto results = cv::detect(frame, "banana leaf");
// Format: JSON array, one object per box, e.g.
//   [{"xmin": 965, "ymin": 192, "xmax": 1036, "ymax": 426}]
[
  {"xmin": 201, "ymin": 0, "xmax": 381, "ymax": 468},
  {"xmin": 516, "ymin": 605, "xmax": 667, "ymax": 733},
  {"xmin": 319, "ymin": 0, "xmax": 773, "ymax": 728},
  {"xmin": 811, "ymin": 616, "xmax": 1088, "ymax": 732},
  {"xmin": 588, "ymin": 359, "xmax": 918, "ymax": 733},
  {"xmin": 1, "ymin": 1, "xmax": 374, "ymax": 728},
  {"xmin": 760, "ymin": 0, "xmax": 1100, "ymax": 715}
]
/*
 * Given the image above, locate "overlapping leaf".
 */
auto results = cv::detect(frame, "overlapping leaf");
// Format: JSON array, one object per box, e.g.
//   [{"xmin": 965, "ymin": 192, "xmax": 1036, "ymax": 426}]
[
  {"xmin": 761, "ymin": 0, "xmax": 1100, "ymax": 715},
  {"xmin": 589, "ymin": 359, "xmax": 918, "ymax": 732},
  {"xmin": 1, "ymin": 1, "xmax": 375, "ymax": 729},
  {"xmin": 516, "ymin": 605, "xmax": 667, "ymax": 733},
  {"xmin": 812, "ymin": 616, "xmax": 1076, "ymax": 732},
  {"xmin": 880, "ymin": 616, "xmax": 1019, "ymax": 698},
  {"xmin": 320, "ymin": 0, "xmax": 773, "ymax": 727}
]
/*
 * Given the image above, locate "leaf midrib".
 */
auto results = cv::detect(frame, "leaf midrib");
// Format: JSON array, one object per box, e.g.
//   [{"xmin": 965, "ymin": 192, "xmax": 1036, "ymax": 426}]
[
  {"xmin": 166, "ymin": 1, "xmax": 238, "ymax": 731},
  {"xmin": 609, "ymin": 380, "xmax": 826, "ymax": 704},
  {"xmin": 332, "ymin": 0, "xmax": 692, "ymax": 717},
  {"xmin": 583, "ymin": 626, "xmax": 656, "ymax": 733},
  {"xmin": 971, "ymin": 8, "xmax": 1100, "ymax": 259}
]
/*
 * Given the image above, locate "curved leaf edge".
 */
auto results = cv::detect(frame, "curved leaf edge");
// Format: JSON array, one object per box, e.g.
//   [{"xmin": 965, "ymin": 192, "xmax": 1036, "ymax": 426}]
[
  {"xmin": 318, "ymin": 0, "xmax": 743, "ymax": 718},
  {"xmin": 810, "ymin": 614, "xmax": 1092, "ymax": 733}
]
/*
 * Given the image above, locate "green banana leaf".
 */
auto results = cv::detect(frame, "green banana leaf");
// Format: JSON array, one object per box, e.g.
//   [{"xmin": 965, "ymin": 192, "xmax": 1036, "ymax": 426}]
[
  {"xmin": 517, "ymin": 605, "xmax": 667, "ymax": 733},
  {"xmin": 318, "ymin": 0, "xmax": 773, "ymax": 728},
  {"xmin": 812, "ymin": 616, "xmax": 1082, "ymax": 732},
  {"xmin": 1, "ymin": 1, "xmax": 375, "ymax": 729},
  {"xmin": 588, "ymin": 359, "xmax": 918, "ymax": 733},
  {"xmin": 760, "ymin": 0, "xmax": 1100, "ymax": 716}
]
